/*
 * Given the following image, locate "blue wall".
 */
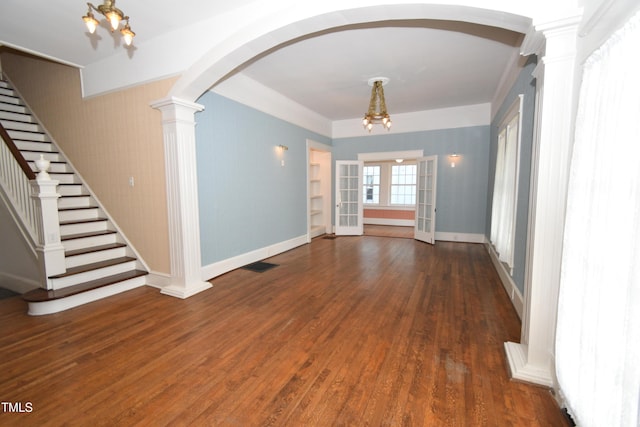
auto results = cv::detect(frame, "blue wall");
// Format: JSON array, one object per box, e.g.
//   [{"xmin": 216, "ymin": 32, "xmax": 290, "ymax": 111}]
[
  {"xmin": 487, "ymin": 56, "xmax": 537, "ymax": 294},
  {"xmin": 194, "ymin": 73, "xmax": 535, "ymax": 276},
  {"xmin": 332, "ymin": 127, "xmax": 490, "ymax": 234},
  {"xmin": 195, "ymin": 92, "xmax": 330, "ymax": 265}
]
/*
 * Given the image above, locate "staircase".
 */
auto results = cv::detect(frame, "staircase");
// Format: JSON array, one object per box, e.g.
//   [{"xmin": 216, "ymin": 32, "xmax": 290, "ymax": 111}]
[{"xmin": 0, "ymin": 78, "xmax": 148, "ymax": 315}]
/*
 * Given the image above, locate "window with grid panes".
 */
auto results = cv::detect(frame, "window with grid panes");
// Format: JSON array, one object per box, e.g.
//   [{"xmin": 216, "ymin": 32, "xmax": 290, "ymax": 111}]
[
  {"xmin": 363, "ymin": 165, "xmax": 381, "ymax": 204},
  {"xmin": 390, "ymin": 164, "xmax": 417, "ymax": 205}
]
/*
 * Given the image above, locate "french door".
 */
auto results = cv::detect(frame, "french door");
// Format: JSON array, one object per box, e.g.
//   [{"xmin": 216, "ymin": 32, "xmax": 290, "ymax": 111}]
[
  {"xmin": 414, "ymin": 156, "xmax": 437, "ymax": 244},
  {"xmin": 335, "ymin": 160, "xmax": 363, "ymax": 235}
]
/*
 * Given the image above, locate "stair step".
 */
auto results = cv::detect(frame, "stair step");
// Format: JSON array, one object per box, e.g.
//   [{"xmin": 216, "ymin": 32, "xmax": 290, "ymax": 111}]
[
  {"xmin": 29, "ymin": 160, "xmax": 70, "ymax": 173},
  {"xmin": 23, "ymin": 270, "xmax": 148, "ymax": 302},
  {"xmin": 50, "ymin": 256, "xmax": 137, "ymax": 279},
  {"xmin": 48, "ymin": 173, "xmax": 80, "ymax": 184},
  {"xmin": 65, "ymin": 243, "xmax": 128, "ymax": 269},
  {"xmin": 61, "ymin": 230, "xmax": 118, "ymax": 252},
  {"xmin": 14, "ymin": 140, "xmax": 57, "ymax": 152},
  {"xmin": 59, "ymin": 206, "xmax": 100, "ymax": 222},
  {"xmin": 0, "ymin": 102, "xmax": 28, "ymax": 114},
  {"xmin": 0, "ymin": 93, "xmax": 21, "ymax": 105},
  {"xmin": 66, "ymin": 242, "xmax": 127, "ymax": 257},
  {"xmin": 49, "ymin": 257, "xmax": 138, "ymax": 289},
  {"xmin": 0, "ymin": 110, "xmax": 34, "ymax": 123},
  {"xmin": 59, "ymin": 217, "xmax": 108, "ymax": 235},
  {"xmin": 61, "ymin": 229, "xmax": 117, "ymax": 241},
  {"xmin": 22, "ymin": 151, "xmax": 62, "ymax": 162},
  {"xmin": 58, "ymin": 195, "xmax": 94, "ymax": 210},
  {"xmin": 0, "ymin": 86, "xmax": 14, "ymax": 96},
  {"xmin": 6, "ymin": 129, "xmax": 49, "ymax": 142},
  {"xmin": 59, "ymin": 217, "xmax": 107, "ymax": 226},
  {"xmin": 58, "ymin": 183, "xmax": 87, "ymax": 196},
  {"xmin": 0, "ymin": 119, "xmax": 42, "ymax": 133}
]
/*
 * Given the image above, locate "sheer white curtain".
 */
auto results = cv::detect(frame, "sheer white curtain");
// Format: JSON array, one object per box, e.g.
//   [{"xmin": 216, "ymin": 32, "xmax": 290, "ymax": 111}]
[
  {"xmin": 556, "ymin": 10, "xmax": 640, "ymax": 427},
  {"xmin": 491, "ymin": 108, "xmax": 520, "ymax": 268}
]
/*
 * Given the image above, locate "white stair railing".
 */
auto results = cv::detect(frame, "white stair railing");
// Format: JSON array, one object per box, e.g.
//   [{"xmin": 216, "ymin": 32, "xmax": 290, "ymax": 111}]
[{"xmin": 0, "ymin": 124, "xmax": 65, "ymax": 287}]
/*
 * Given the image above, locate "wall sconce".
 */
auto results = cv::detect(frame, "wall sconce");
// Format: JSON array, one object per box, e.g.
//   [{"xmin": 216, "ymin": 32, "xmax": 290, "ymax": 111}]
[
  {"xmin": 395, "ymin": 158, "xmax": 403, "ymax": 163},
  {"xmin": 277, "ymin": 145, "xmax": 288, "ymax": 167},
  {"xmin": 449, "ymin": 153, "xmax": 460, "ymax": 168}
]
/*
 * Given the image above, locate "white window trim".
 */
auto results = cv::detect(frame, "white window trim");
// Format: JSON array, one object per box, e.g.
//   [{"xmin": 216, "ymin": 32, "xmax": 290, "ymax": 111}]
[{"xmin": 490, "ymin": 94, "xmax": 523, "ymax": 273}]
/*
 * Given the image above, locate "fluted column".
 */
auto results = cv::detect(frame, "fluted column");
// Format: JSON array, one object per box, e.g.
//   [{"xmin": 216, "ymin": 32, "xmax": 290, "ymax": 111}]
[
  {"xmin": 504, "ymin": 12, "xmax": 581, "ymax": 387},
  {"xmin": 151, "ymin": 97, "xmax": 212, "ymax": 298}
]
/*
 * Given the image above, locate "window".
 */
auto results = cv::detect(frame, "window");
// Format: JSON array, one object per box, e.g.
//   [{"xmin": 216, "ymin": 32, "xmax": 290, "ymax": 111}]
[
  {"xmin": 363, "ymin": 165, "xmax": 381, "ymax": 204},
  {"xmin": 362, "ymin": 161, "xmax": 417, "ymax": 206},
  {"xmin": 390, "ymin": 164, "xmax": 417, "ymax": 205},
  {"xmin": 490, "ymin": 95, "xmax": 522, "ymax": 270}
]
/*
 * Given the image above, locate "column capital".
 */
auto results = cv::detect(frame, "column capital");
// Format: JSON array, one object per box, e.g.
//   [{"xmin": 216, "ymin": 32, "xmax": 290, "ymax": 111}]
[{"xmin": 151, "ymin": 96, "xmax": 204, "ymax": 122}]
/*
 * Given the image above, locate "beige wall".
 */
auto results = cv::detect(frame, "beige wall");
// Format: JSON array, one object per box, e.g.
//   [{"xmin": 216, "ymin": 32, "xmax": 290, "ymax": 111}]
[{"xmin": 1, "ymin": 51, "xmax": 174, "ymax": 274}]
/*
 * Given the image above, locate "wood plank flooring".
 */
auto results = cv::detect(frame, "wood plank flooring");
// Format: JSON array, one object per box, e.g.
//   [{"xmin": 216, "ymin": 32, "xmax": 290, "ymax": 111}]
[
  {"xmin": 364, "ymin": 224, "xmax": 414, "ymax": 239},
  {"xmin": 0, "ymin": 236, "xmax": 569, "ymax": 426}
]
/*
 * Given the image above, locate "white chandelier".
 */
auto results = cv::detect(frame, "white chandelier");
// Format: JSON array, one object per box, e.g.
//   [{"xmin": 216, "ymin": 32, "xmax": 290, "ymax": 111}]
[
  {"xmin": 82, "ymin": 0, "xmax": 136, "ymax": 46},
  {"xmin": 362, "ymin": 77, "xmax": 392, "ymax": 132}
]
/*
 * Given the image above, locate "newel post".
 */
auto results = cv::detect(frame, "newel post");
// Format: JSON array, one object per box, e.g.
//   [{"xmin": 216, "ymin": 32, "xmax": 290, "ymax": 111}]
[
  {"xmin": 151, "ymin": 96, "xmax": 212, "ymax": 299},
  {"xmin": 31, "ymin": 155, "xmax": 65, "ymax": 286}
]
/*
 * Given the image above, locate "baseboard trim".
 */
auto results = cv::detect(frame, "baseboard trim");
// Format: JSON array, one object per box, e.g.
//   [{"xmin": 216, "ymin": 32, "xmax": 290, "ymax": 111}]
[
  {"xmin": 146, "ymin": 271, "xmax": 172, "ymax": 290},
  {"xmin": 435, "ymin": 232, "xmax": 486, "ymax": 244},
  {"xmin": 160, "ymin": 281, "xmax": 213, "ymax": 299},
  {"xmin": 201, "ymin": 234, "xmax": 308, "ymax": 281},
  {"xmin": 0, "ymin": 272, "xmax": 41, "ymax": 294},
  {"xmin": 485, "ymin": 242, "xmax": 524, "ymax": 319}
]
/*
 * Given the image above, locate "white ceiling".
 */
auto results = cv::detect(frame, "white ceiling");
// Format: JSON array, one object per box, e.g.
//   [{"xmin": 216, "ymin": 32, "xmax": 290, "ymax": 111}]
[{"xmin": 0, "ymin": 1, "xmax": 525, "ymax": 121}]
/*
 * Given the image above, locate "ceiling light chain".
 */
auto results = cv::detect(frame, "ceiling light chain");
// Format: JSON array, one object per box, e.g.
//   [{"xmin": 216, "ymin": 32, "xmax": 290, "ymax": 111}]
[
  {"xmin": 362, "ymin": 78, "xmax": 392, "ymax": 132},
  {"xmin": 82, "ymin": 0, "xmax": 136, "ymax": 46}
]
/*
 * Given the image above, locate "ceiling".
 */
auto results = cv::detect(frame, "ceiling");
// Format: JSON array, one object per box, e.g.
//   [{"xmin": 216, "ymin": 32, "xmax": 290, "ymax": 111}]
[{"xmin": 0, "ymin": 1, "xmax": 525, "ymax": 121}]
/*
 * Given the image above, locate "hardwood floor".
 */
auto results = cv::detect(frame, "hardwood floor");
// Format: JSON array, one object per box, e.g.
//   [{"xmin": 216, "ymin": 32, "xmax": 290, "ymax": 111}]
[
  {"xmin": 0, "ymin": 237, "xmax": 568, "ymax": 426},
  {"xmin": 364, "ymin": 224, "xmax": 414, "ymax": 238}
]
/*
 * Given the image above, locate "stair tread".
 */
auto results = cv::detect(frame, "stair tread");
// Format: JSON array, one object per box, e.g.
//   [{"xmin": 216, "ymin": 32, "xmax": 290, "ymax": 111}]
[
  {"xmin": 59, "ymin": 217, "xmax": 107, "ymax": 226},
  {"xmin": 66, "ymin": 242, "xmax": 127, "ymax": 257},
  {"xmin": 23, "ymin": 270, "xmax": 148, "ymax": 302},
  {"xmin": 61, "ymin": 230, "xmax": 117, "ymax": 241},
  {"xmin": 58, "ymin": 206, "xmax": 98, "ymax": 212},
  {"xmin": 49, "ymin": 256, "xmax": 137, "ymax": 279}
]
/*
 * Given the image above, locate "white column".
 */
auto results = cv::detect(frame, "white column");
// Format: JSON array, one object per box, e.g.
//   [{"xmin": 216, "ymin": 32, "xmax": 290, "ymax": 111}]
[
  {"xmin": 151, "ymin": 96, "xmax": 212, "ymax": 298},
  {"xmin": 504, "ymin": 13, "xmax": 581, "ymax": 388}
]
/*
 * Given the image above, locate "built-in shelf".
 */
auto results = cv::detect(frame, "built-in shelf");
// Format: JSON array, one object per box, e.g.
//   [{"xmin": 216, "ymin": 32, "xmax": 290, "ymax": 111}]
[{"xmin": 309, "ymin": 156, "xmax": 327, "ymax": 238}]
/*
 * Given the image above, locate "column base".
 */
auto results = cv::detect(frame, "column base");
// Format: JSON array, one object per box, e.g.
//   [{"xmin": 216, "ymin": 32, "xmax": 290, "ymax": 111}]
[
  {"xmin": 504, "ymin": 341, "xmax": 554, "ymax": 388},
  {"xmin": 160, "ymin": 280, "xmax": 212, "ymax": 299}
]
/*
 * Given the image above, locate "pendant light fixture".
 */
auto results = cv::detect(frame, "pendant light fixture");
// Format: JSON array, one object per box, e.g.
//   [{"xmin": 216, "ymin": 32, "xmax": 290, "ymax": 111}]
[
  {"xmin": 82, "ymin": 0, "xmax": 136, "ymax": 46},
  {"xmin": 362, "ymin": 77, "xmax": 392, "ymax": 132}
]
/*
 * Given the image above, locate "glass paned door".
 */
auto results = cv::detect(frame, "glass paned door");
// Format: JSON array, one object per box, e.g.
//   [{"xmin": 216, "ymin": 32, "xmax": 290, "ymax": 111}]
[
  {"xmin": 414, "ymin": 156, "xmax": 438, "ymax": 244},
  {"xmin": 335, "ymin": 161, "xmax": 363, "ymax": 235}
]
